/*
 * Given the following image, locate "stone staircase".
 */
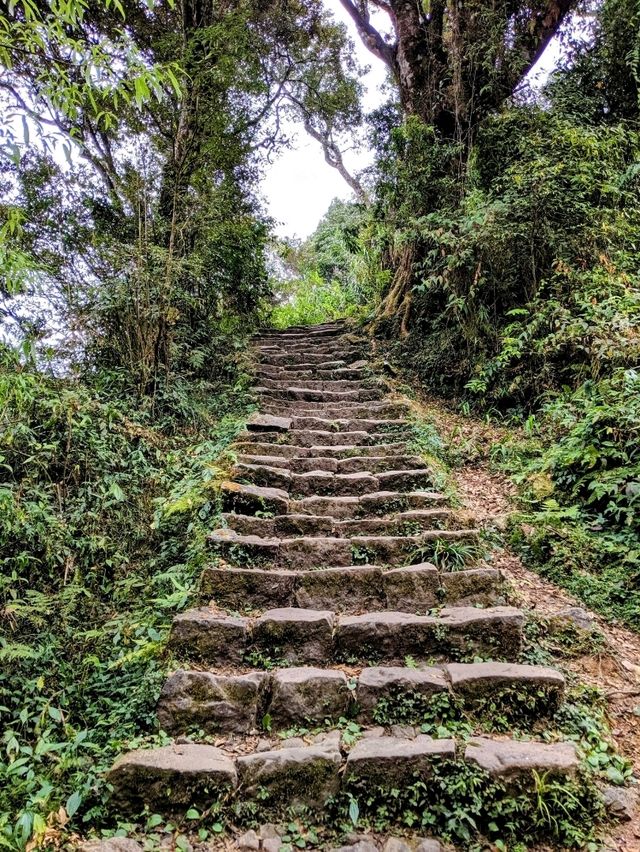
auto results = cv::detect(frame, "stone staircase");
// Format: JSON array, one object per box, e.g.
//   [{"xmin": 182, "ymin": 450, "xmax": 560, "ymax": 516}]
[{"xmin": 107, "ymin": 321, "xmax": 585, "ymax": 847}]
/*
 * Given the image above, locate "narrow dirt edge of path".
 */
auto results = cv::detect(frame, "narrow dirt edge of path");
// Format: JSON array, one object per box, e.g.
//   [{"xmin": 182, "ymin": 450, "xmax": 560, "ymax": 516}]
[{"xmin": 413, "ymin": 392, "xmax": 640, "ymax": 851}]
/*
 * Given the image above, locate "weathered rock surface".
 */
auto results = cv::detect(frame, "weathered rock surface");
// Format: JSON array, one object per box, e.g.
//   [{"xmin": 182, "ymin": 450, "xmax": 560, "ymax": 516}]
[
  {"xmin": 345, "ymin": 735, "xmax": 455, "ymax": 787},
  {"xmin": 246, "ymin": 412, "xmax": 292, "ymax": 432},
  {"xmin": 169, "ymin": 609, "xmax": 247, "ymax": 664},
  {"xmin": 446, "ymin": 661, "xmax": 565, "ymax": 704},
  {"xmin": 157, "ymin": 670, "xmax": 267, "ymax": 735},
  {"xmin": 464, "ymin": 737, "xmax": 578, "ymax": 780},
  {"xmin": 269, "ymin": 666, "xmax": 350, "ymax": 725},
  {"xmin": 251, "ymin": 608, "xmax": 335, "ymax": 664},
  {"xmin": 357, "ymin": 666, "xmax": 448, "ymax": 723},
  {"xmin": 236, "ymin": 742, "xmax": 341, "ymax": 807},
  {"xmin": 296, "ymin": 566, "xmax": 383, "ymax": 610},
  {"xmin": 78, "ymin": 841, "xmax": 143, "ymax": 852},
  {"xmin": 108, "ymin": 744, "xmax": 236, "ymax": 811},
  {"xmin": 382, "ymin": 565, "xmax": 440, "ymax": 610},
  {"xmin": 202, "ymin": 566, "xmax": 297, "ymax": 609},
  {"xmin": 602, "ymin": 785, "xmax": 638, "ymax": 821},
  {"xmin": 220, "ymin": 480, "xmax": 289, "ymax": 515}
]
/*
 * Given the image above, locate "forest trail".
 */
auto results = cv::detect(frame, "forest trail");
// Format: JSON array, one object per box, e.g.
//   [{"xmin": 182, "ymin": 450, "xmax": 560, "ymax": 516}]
[{"xmin": 104, "ymin": 322, "xmax": 636, "ymax": 850}]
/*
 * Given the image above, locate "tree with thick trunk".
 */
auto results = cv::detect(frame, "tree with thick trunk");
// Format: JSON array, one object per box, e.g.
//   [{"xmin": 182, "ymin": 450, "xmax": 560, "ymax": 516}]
[{"xmin": 339, "ymin": 0, "xmax": 578, "ymax": 144}]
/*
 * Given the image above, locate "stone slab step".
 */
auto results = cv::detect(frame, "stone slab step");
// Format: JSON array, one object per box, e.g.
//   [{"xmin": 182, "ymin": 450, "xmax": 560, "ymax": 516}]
[
  {"xmin": 202, "ymin": 565, "xmax": 504, "ymax": 611},
  {"xmin": 464, "ymin": 737, "xmax": 578, "ymax": 782},
  {"xmin": 255, "ymin": 339, "xmax": 364, "ymax": 354},
  {"xmin": 208, "ymin": 528, "xmax": 474, "ymax": 568},
  {"xmin": 254, "ymin": 386, "xmax": 385, "ymax": 403},
  {"xmin": 334, "ymin": 607, "xmax": 523, "ymax": 664},
  {"xmin": 220, "ymin": 481, "xmax": 289, "ymax": 515},
  {"xmin": 291, "ymin": 490, "xmax": 448, "ymax": 517},
  {"xmin": 232, "ymin": 464, "xmax": 435, "ymax": 497},
  {"xmin": 257, "ymin": 369, "xmax": 369, "ymax": 384},
  {"xmin": 233, "ymin": 462, "xmax": 292, "ymax": 491},
  {"xmin": 221, "ymin": 507, "xmax": 452, "ymax": 537},
  {"xmin": 237, "ymin": 429, "xmax": 400, "ymax": 447},
  {"xmin": 107, "ymin": 743, "xmax": 236, "ymax": 813},
  {"xmin": 157, "ymin": 661, "xmax": 563, "ymax": 735},
  {"xmin": 267, "ymin": 404, "xmax": 409, "ymax": 420},
  {"xmin": 108, "ymin": 735, "xmax": 578, "ymax": 818},
  {"xmin": 286, "ymin": 430, "xmax": 409, "ymax": 447},
  {"xmin": 258, "ymin": 353, "xmax": 352, "ymax": 366},
  {"xmin": 237, "ymin": 453, "xmax": 428, "ymax": 476},
  {"xmin": 255, "ymin": 327, "xmax": 346, "ymax": 343},
  {"xmin": 233, "ymin": 441, "xmax": 410, "ymax": 459},
  {"xmin": 246, "ymin": 412, "xmax": 291, "ymax": 433},
  {"xmin": 168, "ymin": 605, "xmax": 524, "ymax": 665},
  {"xmin": 291, "ymin": 469, "xmax": 434, "ymax": 497},
  {"xmin": 289, "ymin": 417, "xmax": 410, "ymax": 433},
  {"xmin": 344, "ymin": 735, "xmax": 455, "ymax": 789},
  {"xmin": 255, "ymin": 377, "xmax": 376, "ymax": 392},
  {"xmin": 257, "ymin": 349, "xmax": 366, "ymax": 365}
]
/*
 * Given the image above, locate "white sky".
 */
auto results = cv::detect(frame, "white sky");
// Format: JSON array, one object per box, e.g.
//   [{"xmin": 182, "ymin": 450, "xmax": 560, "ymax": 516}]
[
  {"xmin": 262, "ymin": 0, "xmax": 565, "ymax": 240},
  {"xmin": 261, "ymin": 0, "xmax": 388, "ymax": 240}
]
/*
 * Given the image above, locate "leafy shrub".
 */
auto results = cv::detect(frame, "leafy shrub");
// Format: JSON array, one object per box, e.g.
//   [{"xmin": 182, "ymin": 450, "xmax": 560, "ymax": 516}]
[
  {"xmin": 269, "ymin": 268, "xmax": 355, "ymax": 328},
  {"xmin": 374, "ymin": 109, "xmax": 640, "ymax": 405},
  {"xmin": 0, "ymin": 346, "xmax": 250, "ymax": 848}
]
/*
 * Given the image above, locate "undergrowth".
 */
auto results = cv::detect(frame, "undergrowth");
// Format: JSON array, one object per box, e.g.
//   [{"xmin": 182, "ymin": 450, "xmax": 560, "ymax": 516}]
[
  {"xmin": 489, "ymin": 369, "xmax": 640, "ymax": 630},
  {"xmin": 0, "ymin": 346, "xmax": 252, "ymax": 849}
]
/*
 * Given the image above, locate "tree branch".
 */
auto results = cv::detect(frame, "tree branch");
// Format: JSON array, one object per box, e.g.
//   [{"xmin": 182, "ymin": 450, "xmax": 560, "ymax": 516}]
[
  {"xmin": 337, "ymin": 0, "xmax": 397, "ymax": 69},
  {"xmin": 285, "ymin": 91, "xmax": 369, "ymax": 204}
]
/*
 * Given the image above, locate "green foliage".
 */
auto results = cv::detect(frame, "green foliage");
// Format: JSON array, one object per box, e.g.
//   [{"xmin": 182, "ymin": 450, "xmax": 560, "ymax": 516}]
[
  {"xmin": 335, "ymin": 761, "xmax": 603, "ymax": 848},
  {"xmin": 377, "ymin": 109, "xmax": 640, "ymax": 403},
  {"xmin": 362, "ymin": 27, "xmax": 640, "ymax": 631},
  {"xmin": 268, "ymin": 199, "xmax": 371, "ymax": 327},
  {"xmin": 410, "ymin": 537, "xmax": 486, "ymax": 571},
  {"xmin": 0, "ymin": 347, "xmax": 250, "ymax": 848},
  {"xmin": 490, "ymin": 367, "xmax": 640, "ymax": 628},
  {"xmin": 269, "ymin": 268, "xmax": 353, "ymax": 328}
]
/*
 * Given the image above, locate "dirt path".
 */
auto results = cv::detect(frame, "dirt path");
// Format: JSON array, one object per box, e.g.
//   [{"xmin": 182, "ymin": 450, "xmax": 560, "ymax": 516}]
[{"xmin": 417, "ymin": 394, "xmax": 640, "ymax": 850}]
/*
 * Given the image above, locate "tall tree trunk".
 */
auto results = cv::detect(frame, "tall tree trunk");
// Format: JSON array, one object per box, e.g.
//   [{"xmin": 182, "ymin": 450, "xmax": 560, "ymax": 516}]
[{"xmin": 340, "ymin": 0, "xmax": 578, "ymax": 142}]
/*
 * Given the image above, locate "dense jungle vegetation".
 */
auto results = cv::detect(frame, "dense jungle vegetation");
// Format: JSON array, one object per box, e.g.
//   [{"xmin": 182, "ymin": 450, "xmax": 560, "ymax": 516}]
[{"xmin": 0, "ymin": 0, "xmax": 639, "ymax": 847}]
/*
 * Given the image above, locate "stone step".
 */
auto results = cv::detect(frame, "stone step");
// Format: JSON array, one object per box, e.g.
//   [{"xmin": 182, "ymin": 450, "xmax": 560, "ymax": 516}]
[
  {"xmin": 108, "ymin": 735, "xmax": 578, "ymax": 818},
  {"xmin": 255, "ymin": 377, "xmax": 375, "ymax": 391},
  {"xmin": 208, "ymin": 528, "xmax": 474, "ymax": 568},
  {"xmin": 236, "ymin": 431, "xmax": 364, "ymax": 448},
  {"xmin": 255, "ymin": 326, "xmax": 347, "ymax": 343},
  {"xmin": 236, "ymin": 429, "xmax": 402, "ymax": 447},
  {"xmin": 237, "ymin": 453, "xmax": 428, "ymax": 475},
  {"xmin": 342, "ymin": 735, "xmax": 578, "ymax": 791},
  {"xmin": 289, "ymin": 416, "xmax": 410, "ymax": 433},
  {"xmin": 291, "ymin": 490, "xmax": 448, "ymax": 517},
  {"xmin": 258, "ymin": 348, "xmax": 365, "ymax": 364},
  {"xmin": 258, "ymin": 353, "xmax": 352, "ymax": 366},
  {"xmin": 232, "ymin": 464, "xmax": 435, "ymax": 496},
  {"xmin": 157, "ymin": 662, "xmax": 564, "ymax": 735},
  {"xmin": 220, "ymin": 480, "xmax": 289, "ymax": 515},
  {"xmin": 168, "ymin": 605, "xmax": 524, "ymax": 665},
  {"xmin": 246, "ymin": 412, "xmax": 292, "ymax": 433},
  {"xmin": 233, "ymin": 462, "xmax": 293, "ymax": 491},
  {"xmin": 267, "ymin": 404, "xmax": 409, "ymax": 420},
  {"xmin": 254, "ymin": 386, "xmax": 385, "ymax": 403},
  {"xmin": 256, "ymin": 367, "xmax": 368, "ymax": 382},
  {"xmin": 256, "ymin": 339, "xmax": 365, "ymax": 355},
  {"xmin": 221, "ymin": 507, "xmax": 452, "ymax": 537},
  {"xmin": 297, "ymin": 469, "xmax": 434, "ymax": 496},
  {"xmin": 287, "ymin": 430, "xmax": 409, "ymax": 447},
  {"xmin": 202, "ymin": 565, "xmax": 505, "ymax": 611},
  {"xmin": 233, "ymin": 441, "xmax": 410, "ymax": 459}
]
